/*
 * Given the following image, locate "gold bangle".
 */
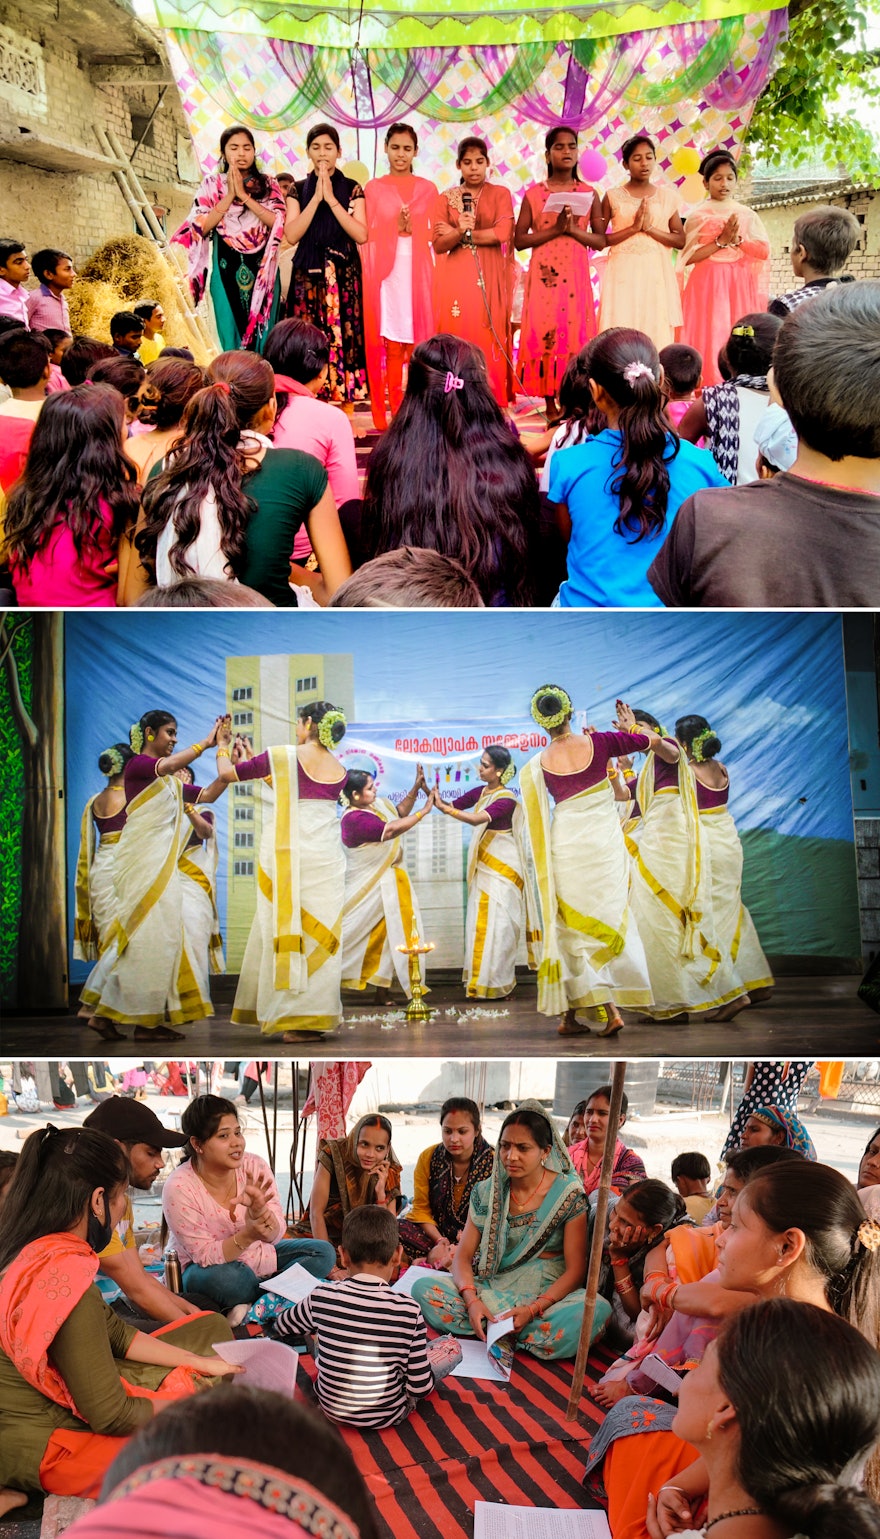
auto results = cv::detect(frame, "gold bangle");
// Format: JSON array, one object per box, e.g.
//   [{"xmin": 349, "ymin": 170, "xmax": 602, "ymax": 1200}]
[
  {"xmin": 190, "ymin": 742, "xmax": 205, "ymax": 756},
  {"xmin": 449, "ymin": 806, "xmax": 459, "ymax": 819},
  {"xmin": 232, "ymin": 1231, "xmax": 247, "ymax": 1252},
  {"xmin": 216, "ymin": 748, "xmax": 231, "ymax": 759}
]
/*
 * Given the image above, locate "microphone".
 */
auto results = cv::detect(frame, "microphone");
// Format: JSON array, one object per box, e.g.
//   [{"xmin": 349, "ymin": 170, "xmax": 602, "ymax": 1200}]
[{"xmin": 462, "ymin": 192, "xmax": 473, "ymax": 214}]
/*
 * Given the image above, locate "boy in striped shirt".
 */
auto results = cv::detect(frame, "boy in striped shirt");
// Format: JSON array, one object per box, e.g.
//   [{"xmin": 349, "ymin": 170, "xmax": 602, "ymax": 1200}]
[{"xmin": 275, "ymin": 1206, "xmax": 460, "ymax": 1428}]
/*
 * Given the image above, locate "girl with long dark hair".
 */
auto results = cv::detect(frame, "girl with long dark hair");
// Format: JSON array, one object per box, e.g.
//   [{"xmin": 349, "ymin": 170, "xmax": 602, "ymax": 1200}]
[
  {"xmin": 598, "ymin": 133, "xmax": 684, "ymax": 349},
  {"xmin": 0, "ymin": 1126, "xmax": 235, "ymax": 1503},
  {"xmin": 125, "ymin": 352, "xmax": 350, "ymax": 607},
  {"xmin": 125, "ymin": 357, "xmax": 207, "ymax": 484},
  {"xmin": 362, "ymin": 333, "xmax": 542, "ymax": 606},
  {"xmin": 515, "ymin": 125, "xmax": 604, "ymax": 417},
  {"xmin": 172, "ymin": 125, "xmax": 285, "ymax": 351},
  {"xmin": 81, "ymin": 709, "xmax": 232, "ymax": 1042},
  {"xmin": 547, "ymin": 328, "xmax": 726, "ymax": 606},
  {"xmin": 680, "ymin": 148, "xmax": 771, "ymax": 387},
  {"xmin": 283, "ymin": 124, "xmax": 368, "ymax": 406},
  {"xmin": 4, "ymin": 384, "xmax": 140, "ymax": 606}
]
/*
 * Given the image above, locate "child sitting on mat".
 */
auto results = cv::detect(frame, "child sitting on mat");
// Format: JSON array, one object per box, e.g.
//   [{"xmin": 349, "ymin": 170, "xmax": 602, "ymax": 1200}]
[{"xmin": 274, "ymin": 1206, "xmax": 461, "ymax": 1428}]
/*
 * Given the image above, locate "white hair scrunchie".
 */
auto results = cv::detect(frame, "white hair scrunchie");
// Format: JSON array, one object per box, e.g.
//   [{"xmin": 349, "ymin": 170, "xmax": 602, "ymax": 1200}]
[{"xmin": 623, "ymin": 360, "xmax": 655, "ymax": 386}]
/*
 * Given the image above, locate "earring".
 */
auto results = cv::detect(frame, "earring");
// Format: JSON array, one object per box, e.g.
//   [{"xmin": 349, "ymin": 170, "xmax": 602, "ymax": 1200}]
[
  {"xmin": 147, "ymin": 732, "xmax": 155, "ymax": 741},
  {"xmin": 705, "ymin": 1421, "xmax": 713, "ymax": 1442}
]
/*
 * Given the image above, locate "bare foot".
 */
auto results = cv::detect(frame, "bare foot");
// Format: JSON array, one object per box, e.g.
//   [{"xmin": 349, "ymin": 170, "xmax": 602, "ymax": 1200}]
[
  {"xmin": 591, "ymin": 1379, "xmax": 633, "ymax": 1409},
  {"xmin": 558, "ymin": 1010, "xmax": 592, "ymax": 1037},
  {"xmin": 88, "ymin": 1016, "xmax": 126, "ymax": 1042},
  {"xmin": 746, "ymin": 986, "xmax": 774, "ymax": 1005},
  {"xmin": 596, "ymin": 1005, "xmax": 624, "ymax": 1038},
  {"xmin": 708, "ymin": 994, "xmax": 750, "ymax": 1023},
  {"xmin": 281, "ymin": 1030, "xmax": 332, "ymax": 1043},
  {"xmin": 134, "ymin": 1025, "xmax": 185, "ymax": 1042},
  {"xmin": 0, "ymin": 1490, "xmax": 28, "ymax": 1519}
]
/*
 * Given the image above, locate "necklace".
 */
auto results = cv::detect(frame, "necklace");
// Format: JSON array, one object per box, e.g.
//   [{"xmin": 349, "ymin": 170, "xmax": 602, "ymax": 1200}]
[
  {"xmin": 198, "ymin": 1166, "xmax": 236, "ymax": 1207},
  {"xmin": 509, "ymin": 1169, "xmax": 548, "ymax": 1210},
  {"xmin": 703, "ymin": 1508, "xmax": 762, "ymax": 1533}
]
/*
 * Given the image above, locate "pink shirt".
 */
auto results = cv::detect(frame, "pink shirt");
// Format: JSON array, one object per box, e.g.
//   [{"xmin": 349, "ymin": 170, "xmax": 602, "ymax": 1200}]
[
  {"xmin": 9, "ymin": 497, "xmax": 118, "ymax": 607},
  {"xmin": 27, "ymin": 284, "xmax": 70, "ymax": 333},
  {"xmin": 0, "ymin": 278, "xmax": 29, "ymax": 327},
  {"xmin": 162, "ymin": 1151, "xmax": 285, "ymax": 1276},
  {"xmin": 272, "ymin": 377, "xmax": 359, "ymax": 559}
]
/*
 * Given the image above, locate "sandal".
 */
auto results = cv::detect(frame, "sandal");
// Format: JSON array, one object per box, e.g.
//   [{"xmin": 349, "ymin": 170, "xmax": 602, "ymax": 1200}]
[{"xmin": 134, "ymin": 1025, "xmax": 185, "ymax": 1042}]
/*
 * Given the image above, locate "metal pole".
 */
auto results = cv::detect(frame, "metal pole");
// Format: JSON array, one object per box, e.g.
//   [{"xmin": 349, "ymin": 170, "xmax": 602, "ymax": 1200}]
[{"xmin": 566, "ymin": 1060, "xmax": 627, "ymax": 1419}]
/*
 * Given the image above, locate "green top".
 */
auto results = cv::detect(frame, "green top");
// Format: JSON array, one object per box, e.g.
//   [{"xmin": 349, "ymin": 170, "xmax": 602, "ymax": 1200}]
[{"xmin": 147, "ymin": 447, "xmax": 329, "ymax": 608}]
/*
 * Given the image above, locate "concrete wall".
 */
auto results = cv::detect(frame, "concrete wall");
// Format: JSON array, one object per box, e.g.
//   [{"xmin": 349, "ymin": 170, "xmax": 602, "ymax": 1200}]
[
  {"xmin": 0, "ymin": 0, "xmax": 196, "ymax": 269},
  {"xmin": 754, "ymin": 187, "xmax": 879, "ymax": 298}
]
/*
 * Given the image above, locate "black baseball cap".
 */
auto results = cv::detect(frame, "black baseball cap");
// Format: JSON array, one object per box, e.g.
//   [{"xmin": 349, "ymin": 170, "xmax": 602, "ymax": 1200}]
[{"xmin": 84, "ymin": 1096, "xmax": 187, "ymax": 1148}]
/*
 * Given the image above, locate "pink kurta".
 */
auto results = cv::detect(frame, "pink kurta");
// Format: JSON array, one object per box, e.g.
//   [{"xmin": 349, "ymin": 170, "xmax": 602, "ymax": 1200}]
[
  {"xmin": 433, "ymin": 182, "xmax": 516, "ymax": 406},
  {"xmin": 679, "ymin": 198, "xmax": 771, "ymax": 386},
  {"xmin": 361, "ymin": 173, "xmax": 438, "ymax": 429},
  {"xmin": 598, "ymin": 183, "xmax": 683, "ymax": 350},
  {"xmin": 162, "ymin": 1151, "xmax": 284, "ymax": 1275},
  {"xmin": 518, "ymin": 180, "xmax": 598, "ymax": 397}
]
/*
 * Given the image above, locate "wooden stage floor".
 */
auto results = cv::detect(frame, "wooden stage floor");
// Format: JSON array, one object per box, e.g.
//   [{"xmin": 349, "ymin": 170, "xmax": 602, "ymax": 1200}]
[{"xmin": 4, "ymin": 972, "xmax": 875, "ymax": 1058}]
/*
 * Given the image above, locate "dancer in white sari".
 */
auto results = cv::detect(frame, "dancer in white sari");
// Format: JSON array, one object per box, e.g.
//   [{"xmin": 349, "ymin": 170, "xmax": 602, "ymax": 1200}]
[
  {"xmin": 621, "ymin": 702, "xmax": 739, "ymax": 1022},
  {"xmin": 175, "ymin": 767, "xmax": 225, "ymax": 1010},
  {"xmin": 519, "ymin": 686, "xmax": 668, "ymax": 1037},
  {"xmin": 73, "ymin": 743, "xmax": 133, "ymax": 965},
  {"xmin": 80, "ymin": 709, "xmax": 231, "ymax": 1044},
  {"xmin": 340, "ymin": 767, "xmax": 430, "ymax": 1001},
  {"xmin": 225, "ymin": 701, "xmax": 348, "ymax": 1041},
  {"xmin": 676, "ymin": 713, "xmax": 773, "ymax": 1016},
  {"xmin": 434, "ymin": 745, "xmax": 539, "ymax": 1000}
]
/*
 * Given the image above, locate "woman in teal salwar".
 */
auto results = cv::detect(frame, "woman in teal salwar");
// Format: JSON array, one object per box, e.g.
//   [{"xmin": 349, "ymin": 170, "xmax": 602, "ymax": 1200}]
[{"xmin": 413, "ymin": 1103, "xmax": 610, "ymax": 1359}]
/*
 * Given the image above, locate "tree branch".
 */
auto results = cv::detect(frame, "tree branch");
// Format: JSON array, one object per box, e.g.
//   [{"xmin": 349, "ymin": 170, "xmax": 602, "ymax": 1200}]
[{"xmin": 0, "ymin": 616, "xmax": 38, "ymax": 749}]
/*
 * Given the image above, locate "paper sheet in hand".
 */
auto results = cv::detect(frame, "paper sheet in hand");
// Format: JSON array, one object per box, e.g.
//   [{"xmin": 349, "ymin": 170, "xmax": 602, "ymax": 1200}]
[
  {"xmin": 542, "ymin": 192, "xmax": 596, "ymax": 216},
  {"xmin": 450, "ymin": 1316, "xmax": 515, "ymax": 1382},
  {"xmin": 259, "ymin": 1261, "xmax": 323, "ymax": 1303},
  {"xmin": 213, "ymin": 1338, "xmax": 297, "ymax": 1397},
  {"xmin": 638, "ymin": 1352, "xmax": 684, "ymax": 1395},
  {"xmin": 391, "ymin": 1265, "xmax": 440, "ymax": 1297},
  {"xmin": 474, "ymin": 1502, "xmax": 611, "ymax": 1539}
]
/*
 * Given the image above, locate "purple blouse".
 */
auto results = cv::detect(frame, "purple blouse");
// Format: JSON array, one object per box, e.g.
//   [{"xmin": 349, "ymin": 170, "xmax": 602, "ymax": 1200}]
[
  {"xmin": 93, "ymin": 807, "xmax": 127, "ymax": 834},
  {"xmin": 542, "ymin": 730, "xmax": 650, "ymax": 804},
  {"xmin": 652, "ymin": 740, "xmax": 682, "ymax": 792},
  {"xmin": 341, "ymin": 808, "xmax": 386, "ymax": 848},
  {"xmin": 124, "ymin": 754, "xmax": 201, "ymax": 805},
  {"xmin": 235, "ymin": 750, "xmax": 345, "ymax": 800},
  {"xmin": 453, "ymin": 785, "xmax": 516, "ymax": 831},
  {"xmin": 695, "ymin": 776, "xmax": 729, "ymax": 810}
]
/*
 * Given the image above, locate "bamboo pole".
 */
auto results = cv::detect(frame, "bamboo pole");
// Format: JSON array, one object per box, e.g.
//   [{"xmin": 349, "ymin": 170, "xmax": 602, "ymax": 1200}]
[{"xmin": 566, "ymin": 1060, "xmax": 627, "ymax": 1419}]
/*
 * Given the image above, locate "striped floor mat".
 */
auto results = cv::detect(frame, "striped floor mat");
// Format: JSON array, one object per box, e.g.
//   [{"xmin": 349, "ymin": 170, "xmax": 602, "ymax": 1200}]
[{"xmin": 296, "ymin": 1340, "xmax": 617, "ymax": 1538}]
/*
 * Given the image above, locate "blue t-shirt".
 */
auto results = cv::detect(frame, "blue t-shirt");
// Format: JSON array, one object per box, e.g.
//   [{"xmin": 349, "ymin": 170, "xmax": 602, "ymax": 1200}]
[{"xmin": 549, "ymin": 429, "xmax": 728, "ymax": 607}]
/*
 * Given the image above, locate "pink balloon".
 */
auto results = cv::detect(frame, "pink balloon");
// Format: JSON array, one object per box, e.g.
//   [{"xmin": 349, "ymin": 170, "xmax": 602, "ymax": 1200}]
[{"xmin": 580, "ymin": 148, "xmax": 607, "ymax": 182}]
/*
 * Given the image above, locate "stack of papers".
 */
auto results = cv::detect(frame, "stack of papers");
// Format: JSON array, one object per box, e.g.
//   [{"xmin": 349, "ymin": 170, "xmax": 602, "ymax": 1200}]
[
  {"xmin": 213, "ymin": 1337, "xmax": 298, "ymax": 1397},
  {"xmin": 474, "ymin": 1503, "xmax": 611, "ymax": 1539},
  {"xmin": 259, "ymin": 1262, "xmax": 324, "ymax": 1304}
]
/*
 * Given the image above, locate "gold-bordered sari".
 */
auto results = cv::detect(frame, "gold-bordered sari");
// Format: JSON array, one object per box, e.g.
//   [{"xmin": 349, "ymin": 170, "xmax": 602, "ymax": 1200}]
[
  {"xmin": 462, "ymin": 787, "xmax": 539, "ymax": 999},
  {"xmin": 340, "ymin": 798, "xmax": 424, "ymax": 996},
  {"xmin": 73, "ymin": 797, "xmax": 123, "ymax": 962}
]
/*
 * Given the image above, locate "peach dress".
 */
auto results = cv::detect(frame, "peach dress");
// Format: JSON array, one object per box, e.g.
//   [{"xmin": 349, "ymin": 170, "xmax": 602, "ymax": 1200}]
[{"xmin": 598, "ymin": 183, "xmax": 682, "ymax": 350}]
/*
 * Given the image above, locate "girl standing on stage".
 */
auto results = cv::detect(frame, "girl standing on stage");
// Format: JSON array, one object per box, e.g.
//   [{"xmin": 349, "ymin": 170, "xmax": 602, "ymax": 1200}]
[
  {"xmin": 80, "ymin": 710, "xmax": 232, "ymax": 1043},
  {"xmin": 73, "ymin": 744, "xmax": 133, "ymax": 965},
  {"xmin": 433, "ymin": 746, "xmax": 539, "ymax": 1001},
  {"xmin": 598, "ymin": 134, "xmax": 684, "ymax": 350},
  {"xmin": 620, "ymin": 702, "xmax": 735, "ymax": 1023},
  {"xmin": 339, "ymin": 767, "xmax": 432, "ymax": 1003},
  {"xmin": 519, "ymin": 687, "xmax": 669, "ymax": 1037},
  {"xmin": 283, "ymin": 124, "xmax": 368, "ymax": 407},
  {"xmin": 675, "ymin": 714, "xmax": 774, "ymax": 1014},
  {"xmin": 224, "ymin": 703, "xmax": 348, "ymax": 1041},
  {"xmin": 361, "ymin": 123, "xmax": 438, "ymax": 429},
  {"xmin": 173, "ymin": 125, "xmax": 286, "ymax": 352},
  {"xmin": 679, "ymin": 150, "xmax": 771, "ymax": 387},
  {"xmin": 515, "ymin": 126, "xmax": 604, "ymax": 418},
  {"xmin": 175, "ymin": 766, "xmax": 225, "ymax": 1014},
  {"xmin": 433, "ymin": 137, "xmax": 516, "ymax": 407}
]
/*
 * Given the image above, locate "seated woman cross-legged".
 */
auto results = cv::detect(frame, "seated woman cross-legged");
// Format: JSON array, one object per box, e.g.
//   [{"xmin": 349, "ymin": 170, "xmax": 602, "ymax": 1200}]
[
  {"xmin": 0, "ymin": 1127, "xmax": 236, "ymax": 1507},
  {"xmin": 161, "ymin": 1096, "xmax": 335, "ymax": 1317},
  {"xmin": 404, "ymin": 1097, "xmax": 495, "ymax": 1268},
  {"xmin": 413, "ymin": 1102, "xmax": 610, "ymax": 1359},
  {"xmin": 302, "ymin": 1114, "xmax": 404, "ymax": 1274}
]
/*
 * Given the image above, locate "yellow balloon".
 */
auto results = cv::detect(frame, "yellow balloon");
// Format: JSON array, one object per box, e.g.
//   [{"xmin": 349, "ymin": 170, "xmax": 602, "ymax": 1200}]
[
  {"xmin": 671, "ymin": 146, "xmax": 702, "ymax": 177},
  {"xmin": 680, "ymin": 173, "xmax": 706, "ymax": 205},
  {"xmin": 344, "ymin": 159, "xmax": 370, "ymax": 186}
]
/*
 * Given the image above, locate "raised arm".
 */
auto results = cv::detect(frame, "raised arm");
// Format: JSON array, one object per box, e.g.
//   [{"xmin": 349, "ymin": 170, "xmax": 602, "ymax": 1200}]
[{"xmin": 615, "ymin": 700, "xmax": 680, "ymax": 764}]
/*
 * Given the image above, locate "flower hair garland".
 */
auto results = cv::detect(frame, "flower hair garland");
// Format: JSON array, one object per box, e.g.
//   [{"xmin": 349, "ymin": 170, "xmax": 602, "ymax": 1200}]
[
  {"xmin": 317, "ymin": 709, "xmax": 346, "ymax": 750},
  {"xmin": 129, "ymin": 722, "xmax": 145, "ymax": 752},
  {"xmin": 500, "ymin": 762, "xmax": 516, "ymax": 786},
  {"xmin": 102, "ymin": 746, "xmax": 125, "ymax": 777},
  {"xmin": 691, "ymin": 726, "xmax": 716, "ymax": 762},
  {"xmin": 530, "ymin": 686, "xmax": 572, "ymax": 729}
]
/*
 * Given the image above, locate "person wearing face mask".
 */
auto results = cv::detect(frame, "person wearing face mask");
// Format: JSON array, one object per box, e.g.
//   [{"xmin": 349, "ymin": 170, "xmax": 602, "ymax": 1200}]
[{"xmin": 0, "ymin": 1127, "xmax": 238, "ymax": 1505}]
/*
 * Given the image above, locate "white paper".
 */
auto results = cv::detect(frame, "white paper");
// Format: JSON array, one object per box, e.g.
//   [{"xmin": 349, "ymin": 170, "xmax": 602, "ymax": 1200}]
[
  {"xmin": 638, "ymin": 1353, "xmax": 684, "ymax": 1395},
  {"xmin": 213, "ymin": 1338, "xmax": 298, "ymax": 1397},
  {"xmin": 391, "ymin": 1265, "xmax": 440, "ymax": 1297},
  {"xmin": 474, "ymin": 1501, "xmax": 611, "ymax": 1539},
  {"xmin": 542, "ymin": 192, "xmax": 596, "ymax": 216},
  {"xmin": 260, "ymin": 1261, "xmax": 323, "ymax": 1303},
  {"xmin": 449, "ymin": 1340, "xmax": 509, "ymax": 1382}
]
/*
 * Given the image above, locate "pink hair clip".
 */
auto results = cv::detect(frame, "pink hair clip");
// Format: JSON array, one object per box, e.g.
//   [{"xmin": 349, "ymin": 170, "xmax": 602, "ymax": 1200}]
[
  {"xmin": 212, "ymin": 380, "xmax": 232, "ymax": 395},
  {"xmin": 444, "ymin": 372, "xmax": 464, "ymax": 393},
  {"xmin": 622, "ymin": 360, "xmax": 654, "ymax": 386}
]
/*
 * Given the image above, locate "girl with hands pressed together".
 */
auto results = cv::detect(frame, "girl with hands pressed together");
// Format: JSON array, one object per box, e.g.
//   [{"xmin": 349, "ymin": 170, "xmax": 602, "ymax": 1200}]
[{"xmin": 598, "ymin": 134, "xmax": 684, "ymax": 350}]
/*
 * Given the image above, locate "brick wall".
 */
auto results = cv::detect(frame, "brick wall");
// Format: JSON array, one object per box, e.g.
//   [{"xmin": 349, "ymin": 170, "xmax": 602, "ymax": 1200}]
[
  {"xmin": 857, "ymin": 818, "xmax": 880, "ymax": 967},
  {"xmin": 0, "ymin": 0, "xmax": 196, "ymax": 268},
  {"xmin": 755, "ymin": 189, "xmax": 878, "ymax": 298}
]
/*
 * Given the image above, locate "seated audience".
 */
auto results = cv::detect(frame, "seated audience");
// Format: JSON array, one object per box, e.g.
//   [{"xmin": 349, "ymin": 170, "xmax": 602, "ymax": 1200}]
[
  {"xmin": 858, "ymin": 1125, "xmax": 880, "ymax": 1220},
  {"xmin": 739, "ymin": 1103, "xmax": 816, "ymax": 1157},
  {"xmin": 60, "ymin": 336, "xmax": 116, "ymax": 387},
  {"xmin": 649, "ymin": 283, "xmax": 880, "ymax": 607},
  {"xmin": 39, "ymin": 327, "xmax": 73, "ymax": 392},
  {"xmin": 132, "ymin": 576, "xmax": 275, "ymax": 607},
  {"xmin": 538, "ymin": 342, "xmax": 604, "ymax": 493},
  {"xmin": 124, "ymin": 356, "xmax": 206, "ymax": 483},
  {"xmin": 413, "ymin": 1102, "xmax": 605, "ymax": 1359},
  {"xmin": 110, "ymin": 311, "xmax": 145, "ymax": 357},
  {"xmin": 161, "ymin": 1095, "xmax": 336, "ymax": 1318},
  {"xmin": 769, "ymin": 204, "xmax": 860, "ymax": 316},
  {"xmin": 274, "ymin": 1206, "xmax": 461, "ymax": 1427},
  {"xmin": 0, "ymin": 329, "xmax": 50, "ymax": 491},
  {"xmin": 671, "ymin": 1150, "xmax": 714, "ymax": 1222},
  {"xmin": 303, "ymin": 1114, "xmax": 404, "ymax": 1268},
  {"xmin": 3, "ymin": 383, "xmax": 139, "ymax": 607},
  {"xmin": 264, "ymin": 318, "xmax": 361, "ymax": 561},
  {"xmin": 361, "ymin": 333, "xmax": 547, "ymax": 606},
  {"xmin": 568, "ymin": 1084, "xmax": 647, "ymax": 1201},
  {"xmin": 83, "ymin": 1097, "xmax": 206, "ymax": 1326},
  {"xmin": 328, "ymin": 546, "xmax": 484, "ymax": 608},
  {"xmin": 598, "ymin": 1179, "xmax": 694, "ymax": 1345},
  {"xmin": 405, "ymin": 1097, "xmax": 494, "ymax": 1266},
  {"xmin": 86, "ymin": 355, "xmax": 146, "ymax": 431},
  {"xmin": 133, "ymin": 300, "xmax": 166, "ymax": 364},
  {"xmin": 125, "ymin": 352, "xmax": 351, "ymax": 607},
  {"xmin": 563, "ymin": 1100, "xmax": 588, "ymax": 1148},
  {"xmin": 678, "ymin": 311, "xmax": 780, "ymax": 484},
  {"xmin": 658, "ymin": 342, "xmax": 702, "ymax": 428},
  {"xmin": 27, "ymin": 248, "xmax": 75, "ymax": 334},
  {"xmin": 0, "ymin": 1126, "xmax": 236, "ymax": 1502},
  {"xmin": 548, "ymin": 328, "xmax": 726, "ymax": 606}
]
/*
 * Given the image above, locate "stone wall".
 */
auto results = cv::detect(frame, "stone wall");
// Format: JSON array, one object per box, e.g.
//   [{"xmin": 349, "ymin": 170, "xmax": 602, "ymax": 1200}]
[
  {"xmin": 0, "ymin": 0, "xmax": 196, "ymax": 268},
  {"xmin": 753, "ymin": 186, "xmax": 878, "ymax": 298}
]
